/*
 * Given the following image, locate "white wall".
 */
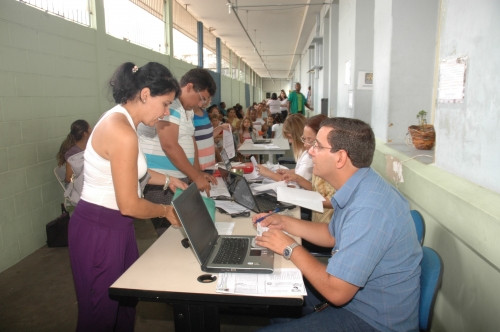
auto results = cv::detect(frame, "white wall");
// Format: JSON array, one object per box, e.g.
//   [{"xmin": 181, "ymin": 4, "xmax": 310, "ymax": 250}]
[
  {"xmin": 353, "ymin": 0, "xmax": 374, "ymax": 125},
  {"xmin": 336, "ymin": 0, "xmax": 356, "ymax": 116},
  {"xmin": 434, "ymin": 0, "xmax": 500, "ymax": 193},
  {"xmin": 297, "ymin": 0, "xmax": 500, "ymax": 330}
]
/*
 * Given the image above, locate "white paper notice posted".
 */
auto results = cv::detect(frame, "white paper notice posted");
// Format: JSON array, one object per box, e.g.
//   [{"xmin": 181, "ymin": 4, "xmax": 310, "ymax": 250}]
[
  {"xmin": 438, "ymin": 56, "xmax": 467, "ymax": 103},
  {"xmin": 216, "ymin": 268, "xmax": 307, "ymax": 296}
]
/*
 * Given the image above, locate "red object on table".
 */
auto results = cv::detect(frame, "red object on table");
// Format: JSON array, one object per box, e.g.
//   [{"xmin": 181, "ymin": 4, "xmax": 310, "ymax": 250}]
[{"xmin": 213, "ymin": 162, "xmax": 254, "ymax": 177}]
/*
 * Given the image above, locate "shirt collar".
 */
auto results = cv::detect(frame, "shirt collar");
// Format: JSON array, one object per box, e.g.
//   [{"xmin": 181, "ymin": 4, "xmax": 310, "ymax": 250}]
[{"xmin": 331, "ymin": 168, "xmax": 371, "ymax": 209}]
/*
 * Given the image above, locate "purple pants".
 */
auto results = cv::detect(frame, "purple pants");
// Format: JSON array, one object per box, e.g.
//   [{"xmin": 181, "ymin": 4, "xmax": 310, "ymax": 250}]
[{"xmin": 69, "ymin": 200, "xmax": 139, "ymax": 332}]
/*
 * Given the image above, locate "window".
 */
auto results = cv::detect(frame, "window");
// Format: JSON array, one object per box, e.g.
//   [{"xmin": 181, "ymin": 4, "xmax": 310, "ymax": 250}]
[
  {"xmin": 172, "ymin": 0, "xmax": 198, "ymax": 65},
  {"xmin": 104, "ymin": 0, "xmax": 166, "ymax": 53},
  {"xmin": 173, "ymin": 29, "xmax": 198, "ymax": 65},
  {"xmin": 221, "ymin": 43, "xmax": 231, "ymax": 77},
  {"xmin": 203, "ymin": 26, "xmax": 216, "ymax": 71},
  {"xmin": 17, "ymin": 0, "xmax": 91, "ymax": 27}
]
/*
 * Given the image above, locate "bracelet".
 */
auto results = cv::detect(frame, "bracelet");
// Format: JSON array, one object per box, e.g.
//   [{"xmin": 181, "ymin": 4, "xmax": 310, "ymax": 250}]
[
  {"xmin": 163, "ymin": 175, "xmax": 171, "ymax": 191},
  {"xmin": 160, "ymin": 204, "xmax": 168, "ymax": 218}
]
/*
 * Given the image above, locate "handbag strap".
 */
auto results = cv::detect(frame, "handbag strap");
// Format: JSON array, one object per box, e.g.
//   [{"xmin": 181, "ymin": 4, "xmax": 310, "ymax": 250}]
[{"xmin": 60, "ymin": 203, "xmax": 68, "ymax": 214}]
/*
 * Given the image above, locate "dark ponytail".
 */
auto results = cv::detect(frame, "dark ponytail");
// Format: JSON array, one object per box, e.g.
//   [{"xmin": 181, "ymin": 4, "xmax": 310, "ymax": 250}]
[
  {"xmin": 56, "ymin": 119, "xmax": 90, "ymax": 166},
  {"xmin": 109, "ymin": 62, "xmax": 180, "ymax": 104}
]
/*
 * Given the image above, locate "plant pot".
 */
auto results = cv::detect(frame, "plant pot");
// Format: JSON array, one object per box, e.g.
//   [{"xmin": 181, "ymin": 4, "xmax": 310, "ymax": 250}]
[{"xmin": 408, "ymin": 124, "xmax": 435, "ymax": 150}]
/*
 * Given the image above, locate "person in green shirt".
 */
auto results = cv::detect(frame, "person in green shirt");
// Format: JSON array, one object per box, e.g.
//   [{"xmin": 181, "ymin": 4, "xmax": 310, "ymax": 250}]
[{"xmin": 288, "ymin": 82, "xmax": 313, "ymax": 115}]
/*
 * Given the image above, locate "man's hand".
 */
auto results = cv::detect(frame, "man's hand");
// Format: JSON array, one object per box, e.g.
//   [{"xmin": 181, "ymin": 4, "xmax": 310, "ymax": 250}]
[
  {"xmin": 193, "ymin": 171, "xmax": 217, "ymax": 196},
  {"xmin": 252, "ymin": 212, "xmax": 284, "ymax": 229},
  {"xmin": 255, "ymin": 228, "xmax": 295, "ymax": 255}
]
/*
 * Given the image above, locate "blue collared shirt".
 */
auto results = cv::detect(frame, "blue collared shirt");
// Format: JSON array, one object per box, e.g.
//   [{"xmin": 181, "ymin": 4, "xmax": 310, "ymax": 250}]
[{"xmin": 327, "ymin": 168, "xmax": 422, "ymax": 332}]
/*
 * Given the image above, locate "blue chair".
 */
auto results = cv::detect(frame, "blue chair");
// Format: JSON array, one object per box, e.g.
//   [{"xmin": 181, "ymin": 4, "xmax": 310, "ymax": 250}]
[
  {"xmin": 419, "ymin": 246, "xmax": 443, "ymax": 331},
  {"xmin": 411, "ymin": 210, "xmax": 426, "ymax": 245}
]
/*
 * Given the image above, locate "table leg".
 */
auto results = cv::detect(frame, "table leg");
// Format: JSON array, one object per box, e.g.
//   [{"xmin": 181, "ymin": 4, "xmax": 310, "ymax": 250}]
[{"xmin": 173, "ymin": 303, "xmax": 220, "ymax": 332}]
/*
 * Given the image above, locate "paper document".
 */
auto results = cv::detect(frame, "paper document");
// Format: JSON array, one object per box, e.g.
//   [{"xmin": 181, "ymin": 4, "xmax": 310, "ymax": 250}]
[
  {"xmin": 253, "ymin": 181, "xmax": 287, "ymax": 193},
  {"xmin": 223, "ymin": 128, "xmax": 235, "ymax": 158},
  {"xmin": 210, "ymin": 177, "xmax": 230, "ymax": 197},
  {"xmin": 216, "ymin": 268, "xmax": 307, "ymax": 296},
  {"xmin": 215, "ymin": 222, "xmax": 234, "ymax": 235},
  {"xmin": 277, "ymin": 186, "xmax": 325, "ymax": 212},
  {"xmin": 214, "ymin": 200, "xmax": 249, "ymax": 214},
  {"xmin": 257, "ymin": 144, "xmax": 281, "ymax": 149}
]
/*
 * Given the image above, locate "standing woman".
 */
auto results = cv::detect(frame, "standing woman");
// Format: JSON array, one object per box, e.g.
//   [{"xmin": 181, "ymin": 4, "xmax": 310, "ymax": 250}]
[
  {"xmin": 56, "ymin": 119, "xmax": 91, "ymax": 183},
  {"xmin": 279, "ymin": 89, "xmax": 289, "ymax": 120},
  {"xmin": 266, "ymin": 92, "xmax": 281, "ymax": 116},
  {"xmin": 226, "ymin": 107, "xmax": 240, "ymax": 132},
  {"xmin": 68, "ymin": 62, "xmax": 187, "ymax": 331}
]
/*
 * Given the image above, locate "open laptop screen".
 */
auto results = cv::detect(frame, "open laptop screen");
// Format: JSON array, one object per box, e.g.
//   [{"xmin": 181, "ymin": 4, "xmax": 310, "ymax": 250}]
[
  {"xmin": 218, "ymin": 167, "xmax": 259, "ymax": 212},
  {"xmin": 172, "ymin": 183, "xmax": 219, "ymax": 266}
]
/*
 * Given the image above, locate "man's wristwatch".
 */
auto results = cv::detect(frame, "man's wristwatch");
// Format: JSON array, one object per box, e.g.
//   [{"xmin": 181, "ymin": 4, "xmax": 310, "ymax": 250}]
[{"xmin": 283, "ymin": 242, "xmax": 300, "ymax": 260}]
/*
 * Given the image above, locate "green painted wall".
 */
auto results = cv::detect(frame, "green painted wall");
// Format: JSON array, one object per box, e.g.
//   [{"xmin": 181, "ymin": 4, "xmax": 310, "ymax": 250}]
[
  {"xmin": 373, "ymin": 141, "xmax": 500, "ymax": 331},
  {"xmin": 0, "ymin": 1, "xmax": 250, "ymax": 272}
]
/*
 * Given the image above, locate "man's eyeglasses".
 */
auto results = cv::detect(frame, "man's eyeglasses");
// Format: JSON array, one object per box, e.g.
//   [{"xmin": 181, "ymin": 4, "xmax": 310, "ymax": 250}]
[
  {"xmin": 311, "ymin": 139, "xmax": 332, "ymax": 152},
  {"xmin": 197, "ymin": 90, "xmax": 210, "ymax": 106},
  {"xmin": 300, "ymin": 136, "xmax": 315, "ymax": 145}
]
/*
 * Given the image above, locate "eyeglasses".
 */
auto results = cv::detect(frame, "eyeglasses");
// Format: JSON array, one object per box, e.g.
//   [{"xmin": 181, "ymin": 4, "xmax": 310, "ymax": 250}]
[
  {"xmin": 300, "ymin": 136, "xmax": 315, "ymax": 145},
  {"xmin": 197, "ymin": 90, "xmax": 210, "ymax": 106},
  {"xmin": 311, "ymin": 139, "xmax": 332, "ymax": 152}
]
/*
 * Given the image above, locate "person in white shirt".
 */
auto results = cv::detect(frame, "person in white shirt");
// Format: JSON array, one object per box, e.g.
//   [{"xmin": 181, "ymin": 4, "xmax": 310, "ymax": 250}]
[
  {"xmin": 255, "ymin": 114, "xmax": 312, "ymax": 187},
  {"xmin": 68, "ymin": 62, "xmax": 188, "ymax": 331},
  {"xmin": 279, "ymin": 89, "xmax": 289, "ymax": 120},
  {"xmin": 267, "ymin": 92, "xmax": 281, "ymax": 115},
  {"xmin": 271, "ymin": 113, "xmax": 284, "ymax": 139}
]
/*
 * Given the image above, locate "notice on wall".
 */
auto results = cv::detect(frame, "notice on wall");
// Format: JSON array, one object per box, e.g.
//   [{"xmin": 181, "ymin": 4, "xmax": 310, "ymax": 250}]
[
  {"xmin": 438, "ymin": 56, "xmax": 467, "ymax": 103},
  {"xmin": 357, "ymin": 71, "xmax": 373, "ymax": 90}
]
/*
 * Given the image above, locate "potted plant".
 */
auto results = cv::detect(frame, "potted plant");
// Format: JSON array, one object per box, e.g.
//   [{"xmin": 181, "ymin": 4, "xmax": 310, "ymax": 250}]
[{"xmin": 408, "ymin": 110, "xmax": 435, "ymax": 150}]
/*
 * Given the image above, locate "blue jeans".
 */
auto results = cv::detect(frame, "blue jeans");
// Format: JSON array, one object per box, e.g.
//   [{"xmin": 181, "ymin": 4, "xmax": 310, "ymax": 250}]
[{"xmin": 257, "ymin": 287, "xmax": 379, "ymax": 332}]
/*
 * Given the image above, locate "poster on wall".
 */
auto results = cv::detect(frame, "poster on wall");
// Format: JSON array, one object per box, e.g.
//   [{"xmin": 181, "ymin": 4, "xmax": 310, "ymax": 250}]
[
  {"xmin": 438, "ymin": 56, "xmax": 467, "ymax": 103},
  {"xmin": 357, "ymin": 71, "xmax": 373, "ymax": 90}
]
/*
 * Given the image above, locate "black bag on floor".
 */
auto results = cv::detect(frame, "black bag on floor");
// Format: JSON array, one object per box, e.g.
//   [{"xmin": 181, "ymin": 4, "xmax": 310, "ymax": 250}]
[{"xmin": 46, "ymin": 203, "xmax": 70, "ymax": 247}]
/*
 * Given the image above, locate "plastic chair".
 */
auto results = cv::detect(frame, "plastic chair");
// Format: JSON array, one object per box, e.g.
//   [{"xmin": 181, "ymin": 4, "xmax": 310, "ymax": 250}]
[
  {"xmin": 419, "ymin": 246, "xmax": 443, "ymax": 331},
  {"xmin": 411, "ymin": 209, "xmax": 426, "ymax": 245}
]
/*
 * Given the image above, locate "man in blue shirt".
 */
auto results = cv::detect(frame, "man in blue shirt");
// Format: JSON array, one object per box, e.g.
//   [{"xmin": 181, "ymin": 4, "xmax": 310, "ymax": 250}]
[{"xmin": 254, "ymin": 117, "xmax": 422, "ymax": 332}]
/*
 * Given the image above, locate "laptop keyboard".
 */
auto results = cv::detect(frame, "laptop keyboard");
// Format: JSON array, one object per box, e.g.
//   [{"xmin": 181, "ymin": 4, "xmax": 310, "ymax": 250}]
[{"xmin": 213, "ymin": 238, "xmax": 249, "ymax": 264}]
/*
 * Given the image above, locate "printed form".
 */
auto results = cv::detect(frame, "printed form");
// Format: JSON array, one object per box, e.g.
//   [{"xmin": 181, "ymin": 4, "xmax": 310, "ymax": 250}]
[{"xmin": 216, "ymin": 268, "xmax": 307, "ymax": 296}]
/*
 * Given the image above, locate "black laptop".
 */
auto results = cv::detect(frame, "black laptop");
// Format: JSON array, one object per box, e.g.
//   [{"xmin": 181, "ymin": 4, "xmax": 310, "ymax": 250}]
[
  {"xmin": 172, "ymin": 183, "xmax": 274, "ymax": 274},
  {"xmin": 251, "ymin": 131, "xmax": 271, "ymax": 144},
  {"xmin": 218, "ymin": 167, "xmax": 295, "ymax": 213}
]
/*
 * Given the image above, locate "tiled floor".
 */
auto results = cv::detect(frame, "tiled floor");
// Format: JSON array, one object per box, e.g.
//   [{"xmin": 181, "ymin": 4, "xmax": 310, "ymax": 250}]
[{"xmin": 0, "ymin": 220, "xmax": 270, "ymax": 332}]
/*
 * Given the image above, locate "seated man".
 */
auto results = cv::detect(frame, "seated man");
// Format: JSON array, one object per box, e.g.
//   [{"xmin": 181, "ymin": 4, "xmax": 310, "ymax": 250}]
[{"xmin": 253, "ymin": 117, "xmax": 422, "ymax": 332}]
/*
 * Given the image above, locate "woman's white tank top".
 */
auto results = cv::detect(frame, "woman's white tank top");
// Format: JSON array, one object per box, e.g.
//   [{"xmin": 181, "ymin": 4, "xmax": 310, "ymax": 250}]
[{"xmin": 81, "ymin": 104, "xmax": 147, "ymax": 210}]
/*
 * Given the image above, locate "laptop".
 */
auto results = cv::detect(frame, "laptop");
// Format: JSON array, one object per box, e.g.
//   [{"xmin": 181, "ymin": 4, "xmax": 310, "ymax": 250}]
[
  {"xmin": 172, "ymin": 183, "xmax": 274, "ymax": 274},
  {"xmin": 251, "ymin": 131, "xmax": 271, "ymax": 144},
  {"xmin": 218, "ymin": 166, "xmax": 295, "ymax": 213}
]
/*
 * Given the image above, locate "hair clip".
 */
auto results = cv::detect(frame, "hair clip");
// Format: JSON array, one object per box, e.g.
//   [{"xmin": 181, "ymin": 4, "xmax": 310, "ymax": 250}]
[{"xmin": 132, "ymin": 65, "xmax": 138, "ymax": 73}]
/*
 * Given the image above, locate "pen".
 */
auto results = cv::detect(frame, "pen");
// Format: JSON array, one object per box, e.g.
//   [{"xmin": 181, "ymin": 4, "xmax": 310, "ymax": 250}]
[{"xmin": 255, "ymin": 208, "xmax": 281, "ymax": 223}]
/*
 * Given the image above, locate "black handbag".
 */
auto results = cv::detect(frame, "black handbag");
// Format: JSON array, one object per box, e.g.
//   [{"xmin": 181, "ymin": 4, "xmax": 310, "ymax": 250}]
[{"xmin": 46, "ymin": 203, "xmax": 70, "ymax": 247}]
